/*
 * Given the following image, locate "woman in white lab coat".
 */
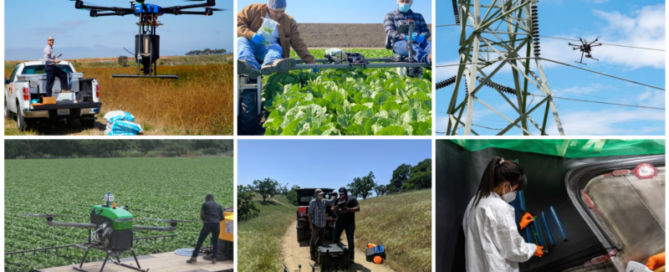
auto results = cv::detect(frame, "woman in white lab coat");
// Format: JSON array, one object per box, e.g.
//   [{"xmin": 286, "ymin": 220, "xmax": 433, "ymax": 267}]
[{"xmin": 463, "ymin": 156, "xmax": 544, "ymax": 272}]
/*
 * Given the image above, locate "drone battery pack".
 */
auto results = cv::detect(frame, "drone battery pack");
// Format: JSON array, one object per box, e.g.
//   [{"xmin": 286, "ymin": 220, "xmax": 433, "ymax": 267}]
[
  {"xmin": 318, "ymin": 243, "xmax": 350, "ymax": 270},
  {"xmin": 366, "ymin": 245, "xmax": 386, "ymax": 262}
]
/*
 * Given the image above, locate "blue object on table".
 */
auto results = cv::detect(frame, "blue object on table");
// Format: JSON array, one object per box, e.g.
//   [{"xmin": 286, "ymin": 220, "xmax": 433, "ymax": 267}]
[
  {"xmin": 539, "ymin": 212, "xmax": 557, "ymax": 247},
  {"xmin": 549, "ymin": 206, "xmax": 570, "ymax": 242}
]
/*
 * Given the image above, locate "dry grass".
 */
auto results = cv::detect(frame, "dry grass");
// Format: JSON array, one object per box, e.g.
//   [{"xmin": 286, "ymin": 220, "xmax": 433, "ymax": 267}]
[
  {"xmin": 4, "ymin": 62, "xmax": 234, "ymax": 135},
  {"xmin": 355, "ymin": 190, "xmax": 432, "ymax": 272}
]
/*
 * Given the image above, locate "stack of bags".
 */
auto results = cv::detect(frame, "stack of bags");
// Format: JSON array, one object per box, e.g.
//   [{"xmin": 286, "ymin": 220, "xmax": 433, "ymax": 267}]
[{"xmin": 104, "ymin": 111, "xmax": 143, "ymax": 136}]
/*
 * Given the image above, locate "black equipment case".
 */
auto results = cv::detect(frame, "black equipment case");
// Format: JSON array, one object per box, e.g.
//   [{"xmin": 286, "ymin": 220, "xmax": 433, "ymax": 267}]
[{"xmin": 317, "ymin": 243, "xmax": 351, "ymax": 270}]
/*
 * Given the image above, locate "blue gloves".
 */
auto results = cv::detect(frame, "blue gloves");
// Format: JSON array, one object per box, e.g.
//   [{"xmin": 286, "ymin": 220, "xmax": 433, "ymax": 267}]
[
  {"xmin": 405, "ymin": 33, "xmax": 426, "ymax": 44},
  {"xmin": 252, "ymin": 33, "xmax": 265, "ymax": 45},
  {"xmin": 415, "ymin": 34, "xmax": 426, "ymax": 44},
  {"xmin": 313, "ymin": 68, "xmax": 319, "ymax": 73}
]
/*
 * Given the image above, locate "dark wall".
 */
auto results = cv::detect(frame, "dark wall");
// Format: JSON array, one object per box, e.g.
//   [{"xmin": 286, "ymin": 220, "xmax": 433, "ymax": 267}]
[{"xmin": 436, "ymin": 140, "xmax": 608, "ymax": 272}]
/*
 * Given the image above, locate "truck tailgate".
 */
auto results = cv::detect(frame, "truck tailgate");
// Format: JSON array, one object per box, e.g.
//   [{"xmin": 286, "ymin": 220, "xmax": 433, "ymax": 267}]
[{"xmin": 31, "ymin": 101, "xmax": 101, "ymax": 110}]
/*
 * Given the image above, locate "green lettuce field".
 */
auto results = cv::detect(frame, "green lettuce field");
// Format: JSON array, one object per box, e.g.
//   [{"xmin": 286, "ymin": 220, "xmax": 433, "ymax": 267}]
[
  {"xmin": 4, "ymin": 157, "xmax": 233, "ymax": 271},
  {"xmin": 261, "ymin": 49, "xmax": 432, "ymax": 136}
]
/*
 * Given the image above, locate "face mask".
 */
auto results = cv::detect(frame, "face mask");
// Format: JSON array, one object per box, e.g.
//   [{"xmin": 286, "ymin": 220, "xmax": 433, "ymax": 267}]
[
  {"xmin": 399, "ymin": 3, "xmax": 411, "ymax": 13},
  {"xmin": 501, "ymin": 184, "xmax": 517, "ymax": 203},
  {"xmin": 339, "ymin": 194, "xmax": 346, "ymax": 201}
]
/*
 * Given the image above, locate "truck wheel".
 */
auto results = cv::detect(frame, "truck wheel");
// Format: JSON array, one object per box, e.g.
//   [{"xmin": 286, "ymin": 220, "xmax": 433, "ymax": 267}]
[
  {"xmin": 238, "ymin": 90, "xmax": 260, "ymax": 135},
  {"xmin": 16, "ymin": 103, "xmax": 29, "ymax": 131},
  {"xmin": 80, "ymin": 118, "xmax": 95, "ymax": 128},
  {"xmin": 4, "ymin": 99, "xmax": 11, "ymax": 119}
]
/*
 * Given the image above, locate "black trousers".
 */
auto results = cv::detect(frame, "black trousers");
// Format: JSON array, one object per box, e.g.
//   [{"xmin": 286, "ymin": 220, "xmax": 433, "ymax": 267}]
[
  {"xmin": 45, "ymin": 65, "xmax": 69, "ymax": 97},
  {"xmin": 192, "ymin": 223, "xmax": 220, "ymax": 258}
]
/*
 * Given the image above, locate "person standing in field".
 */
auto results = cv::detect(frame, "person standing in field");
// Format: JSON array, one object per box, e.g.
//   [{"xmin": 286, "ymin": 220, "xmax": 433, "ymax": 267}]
[
  {"xmin": 331, "ymin": 187, "xmax": 360, "ymax": 264},
  {"xmin": 43, "ymin": 36, "xmax": 70, "ymax": 97},
  {"xmin": 187, "ymin": 194, "xmax": 223, "ymax": 265},
  {"xmin": 237, "ymin": 0, "xmax": 316, "ymax": 79},
  {"xmin": 384, "ymin": 0, "xmax": 432, "ymax": 64}
]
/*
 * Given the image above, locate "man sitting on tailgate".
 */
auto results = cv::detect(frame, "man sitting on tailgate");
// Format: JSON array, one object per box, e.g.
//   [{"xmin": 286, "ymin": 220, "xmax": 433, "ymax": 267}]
[{"xmin": 384, "ymin": 0, "xmax": 432, "ymax": 64}]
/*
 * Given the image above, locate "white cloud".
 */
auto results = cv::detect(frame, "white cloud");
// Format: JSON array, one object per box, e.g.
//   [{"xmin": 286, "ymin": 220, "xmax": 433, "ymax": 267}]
[{"xmin": 545, "ymin": 108, "xmax": 665, "ymax": 135}]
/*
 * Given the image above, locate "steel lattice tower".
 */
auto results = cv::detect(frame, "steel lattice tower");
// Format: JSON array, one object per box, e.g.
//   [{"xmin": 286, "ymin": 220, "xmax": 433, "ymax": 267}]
[{"xmin": 444, "ymin": 0, "xmax": 565, "ymax": 135}]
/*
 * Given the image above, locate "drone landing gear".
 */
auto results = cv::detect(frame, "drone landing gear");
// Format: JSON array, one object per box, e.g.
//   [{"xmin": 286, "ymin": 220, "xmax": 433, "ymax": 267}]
[{"xmin": 72, "ymin": 246, "xmax": 148, "ymax": 272}]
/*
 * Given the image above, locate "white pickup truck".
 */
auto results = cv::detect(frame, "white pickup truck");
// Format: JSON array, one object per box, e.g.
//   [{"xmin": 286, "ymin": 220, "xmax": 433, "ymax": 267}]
[{"xmin": 4, "ymin": 61, "xmax": 102, "ymax": 130}]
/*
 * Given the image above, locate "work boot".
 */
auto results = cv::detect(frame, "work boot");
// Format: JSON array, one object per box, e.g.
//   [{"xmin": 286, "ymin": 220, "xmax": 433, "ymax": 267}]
[
  {"xmin": 186, "ymin": 257, "xmax": 197, "ymax": 264},
  {"xmin": 238, "ymin": 59, "xmax": 260, "ymax": 79},
  {"xmin": 61, "ymin": 89, "xmax": 72, "ymax": 93},
  {"xmin": 261, "ymin": 58, "xmax": 296, "ymax": 76}
]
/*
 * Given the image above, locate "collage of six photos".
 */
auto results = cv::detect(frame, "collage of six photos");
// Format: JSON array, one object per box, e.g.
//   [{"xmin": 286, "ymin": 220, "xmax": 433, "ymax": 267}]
[{"xmin": 1, "ymin": 0, "xmax": 666, "ymax": 272}]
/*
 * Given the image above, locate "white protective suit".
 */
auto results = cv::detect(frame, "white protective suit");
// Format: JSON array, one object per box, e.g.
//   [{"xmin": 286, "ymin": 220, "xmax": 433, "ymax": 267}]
[{"xmin": 463, "ymin": 192, "xmax": 537, "ymax": 272}]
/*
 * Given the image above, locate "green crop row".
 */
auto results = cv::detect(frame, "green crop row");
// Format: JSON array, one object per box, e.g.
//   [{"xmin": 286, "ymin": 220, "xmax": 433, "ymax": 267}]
[
  {"xmin": 4, "ymin": 157, "xmax": 233, "ymax": 271},
  {"xmin": 260, "ymin": 49, "xmax": 432, "ymax": 136}
]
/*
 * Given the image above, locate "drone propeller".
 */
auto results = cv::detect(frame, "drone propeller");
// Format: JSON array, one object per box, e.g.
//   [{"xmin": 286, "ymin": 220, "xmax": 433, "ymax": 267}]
[
  {"xmin": 207, "ymin": 8, "xmax": 224, "ymax": 11},
  {"xmin": 137, "ymin": 218, "xmax": 199, "ymax": 223},
  {"xmin": 18, "ymin": 213, "xmax": 80, "ymax": 218}
]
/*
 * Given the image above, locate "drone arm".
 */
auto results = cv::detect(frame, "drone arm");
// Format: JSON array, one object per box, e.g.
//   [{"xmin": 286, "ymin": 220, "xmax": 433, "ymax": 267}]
[
  {"xmin": 47, "ymin": 221, "xmax": 97, "ymax": 229},
  {"xmin": 164, "ymin": 10, "xmax": 210, "ymax": 16},
  {"xmin": 133, "ymin": 225, "xmax": 177, "ymax": 232}
]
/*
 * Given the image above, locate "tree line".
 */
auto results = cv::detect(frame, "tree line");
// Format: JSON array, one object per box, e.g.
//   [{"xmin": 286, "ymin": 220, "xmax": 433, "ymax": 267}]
[
  {"xmin": 5, "ymin": 140, "xmax": 233, "ymax": 159},
  {"xmin": 238, "ymin": 158, "xmax": 431, "ymax": 221},
  {"xmin": 185, "ymin": 48, "xmax": 228, "ymax": 56}
]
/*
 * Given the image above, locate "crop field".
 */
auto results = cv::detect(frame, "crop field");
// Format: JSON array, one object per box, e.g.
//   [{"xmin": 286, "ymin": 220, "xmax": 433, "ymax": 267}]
[
  {"xmin": 260, "ymin": 49, "xmax": 432, "ymax": 136},
  {"xmin": 4, "ymin": 157, "xmax": 233, "ymax": 272},
  {"xmin": 4, "ymin": 56, "xmax": 233, "ymax": 135}
]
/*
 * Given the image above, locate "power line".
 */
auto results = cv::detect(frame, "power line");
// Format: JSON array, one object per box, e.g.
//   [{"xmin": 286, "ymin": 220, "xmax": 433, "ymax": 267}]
[
  {"xmin": 540, "ymin": 58, "xmax": 665, "ymax": 91},
  {"xmin": 436, "ymin": 57, "xmax": 665, "ymax": 91},
  {"xmin": 538, "ymin": 35, "xmax": 665, "ymax": 52},
  {"xmin": 528, "ymin": 93, "xmax": 665, "ymax": 111},
  {"xmin": 436, "ymin": 24, "xmax": 665, "ymax": 51}
]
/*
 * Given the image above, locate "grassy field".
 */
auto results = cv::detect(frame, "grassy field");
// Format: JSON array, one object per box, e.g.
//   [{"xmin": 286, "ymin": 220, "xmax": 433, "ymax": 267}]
[
  {"xmin": 238, "ymin": 193, "xmax": 296, "ymax": 272},
  {"xmin": 4, "ymin": 55, "xmax": 233, "ymax": 135},
  {"xmin": 4, "ymin": 157, "xmax": 233, "ymax": 272},
  {"xmin": 355, "ymin": 190, "xmax": 432, "ymax": 272}
]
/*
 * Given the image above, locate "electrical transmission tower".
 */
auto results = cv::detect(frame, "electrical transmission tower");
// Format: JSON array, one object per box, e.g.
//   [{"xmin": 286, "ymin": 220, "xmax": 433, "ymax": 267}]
[{"xmin": 442, "ymin": 0, "xmax": 565, "ymax": 136}]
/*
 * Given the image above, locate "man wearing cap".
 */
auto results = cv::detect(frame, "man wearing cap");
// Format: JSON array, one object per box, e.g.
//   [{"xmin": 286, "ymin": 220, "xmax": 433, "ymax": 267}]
[
  {"xmin": 384, "ymin": 0, "xmax": 432, "ymax": 64},
  {"xmin": 187, "ymin": 194, "xmax": 224, "ymax": 265},
  {"xmin": 307, "ymin": 188, "xmax": 328, "ymax": 260},
  {"xmin": 237, "ymin": 0, "xmax": 316, "ymax": 79},
  {"xmin": 43, "ymin": 36, "xmax": 70, "ymax": 97},
  {"xmin": 331, "ymin": 187, "xmax": 360, "ymax": 263}
]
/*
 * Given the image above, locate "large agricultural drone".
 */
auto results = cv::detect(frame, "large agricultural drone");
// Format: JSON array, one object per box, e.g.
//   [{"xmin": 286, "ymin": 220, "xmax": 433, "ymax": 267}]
[
  {"xmin": 72, "ymin": 0, "xmax": 224, "ymax": 79},
  {"xmin": 8, "ymin": 193, "xmax": 198, "ymax": 272}
]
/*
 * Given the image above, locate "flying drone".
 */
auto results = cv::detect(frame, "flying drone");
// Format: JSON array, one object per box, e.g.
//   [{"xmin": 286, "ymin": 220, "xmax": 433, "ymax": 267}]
[
  {"xmin": 72, "ymin": 0, "xmax": 224, "ymax": 79},
  {"xmin": 9, "ymin": 193, "xmax": 198, "ymax": 272},
  {"xmin": 568, "ymin": 38, "xmax": 603, "ymax": 65}
]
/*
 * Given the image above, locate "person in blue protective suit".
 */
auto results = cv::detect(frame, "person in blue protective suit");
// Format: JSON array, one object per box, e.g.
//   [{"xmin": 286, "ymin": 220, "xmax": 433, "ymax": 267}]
[
  {"xmin": 237, "ymin": 0, "xmax": 316, "ymax": 79},
  {"xmin": 384, "ymin": 0, "xmax": 432, "ymax": 64},
  {"xmin": 463, "ymin": 157, "xmax": 544, "ymax": 272}
]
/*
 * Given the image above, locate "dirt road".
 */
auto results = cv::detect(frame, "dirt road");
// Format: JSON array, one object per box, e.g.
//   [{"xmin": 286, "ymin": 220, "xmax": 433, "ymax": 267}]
[{"xmin": 281, "ymin": 221, "xmax": 394, "ymax": 272}]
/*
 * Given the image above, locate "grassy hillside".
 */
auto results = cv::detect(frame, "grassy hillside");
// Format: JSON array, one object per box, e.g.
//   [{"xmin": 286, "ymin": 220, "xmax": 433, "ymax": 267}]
[
  {"xmin": 356, "ymin": 189, "xmax": 432, "ymax": 272},
  {"xmin": 238, "ymin": 193, "xmax": 295, "ymax": 272},
  {"xmin": 239, "ymin": 190, "xmax": 432, "ymax": 272}
]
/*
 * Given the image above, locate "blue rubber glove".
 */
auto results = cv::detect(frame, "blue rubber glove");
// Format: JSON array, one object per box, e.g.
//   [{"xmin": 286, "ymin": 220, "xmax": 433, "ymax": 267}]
[
  {"xmin": 251, "ymin": 33, "xmax": 265, "ymax": 45},
  {"xmin": 415, "ymin": 34, "xmax": 426, "ymax": 44},
  {"xmin": 313, "ymin": 68, "xmax": 319, "ymax": 73}
]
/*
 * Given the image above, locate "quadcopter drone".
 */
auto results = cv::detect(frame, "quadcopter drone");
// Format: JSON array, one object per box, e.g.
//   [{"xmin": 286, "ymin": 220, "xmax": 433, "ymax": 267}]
[
  {"xmin": 568, "ymin": 38, "xmax": 603, "ymax": 65},
  {"xmin": 72, "ymin": 0, "xmax": 224, "ymax": 79},
  {"xmin": 9, "ymin": 193, "xmax": 198, "ymax": 272}
]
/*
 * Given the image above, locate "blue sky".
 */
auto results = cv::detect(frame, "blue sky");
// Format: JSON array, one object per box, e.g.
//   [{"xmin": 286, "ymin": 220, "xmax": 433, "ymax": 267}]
[
  {"xmin": 237, "ymin": 0, "xmax": 432, "ymax": 23},
  {"xmin": 5, "ymin": 0, "xmax": 233, "ymax": 60},
  {"xmin": 435, "ymin": 1, "xmax": 665, "ymax": 136},
  {"xmin": 238, "ymin": 140, "xmax": 431, "ymax": 197}
]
